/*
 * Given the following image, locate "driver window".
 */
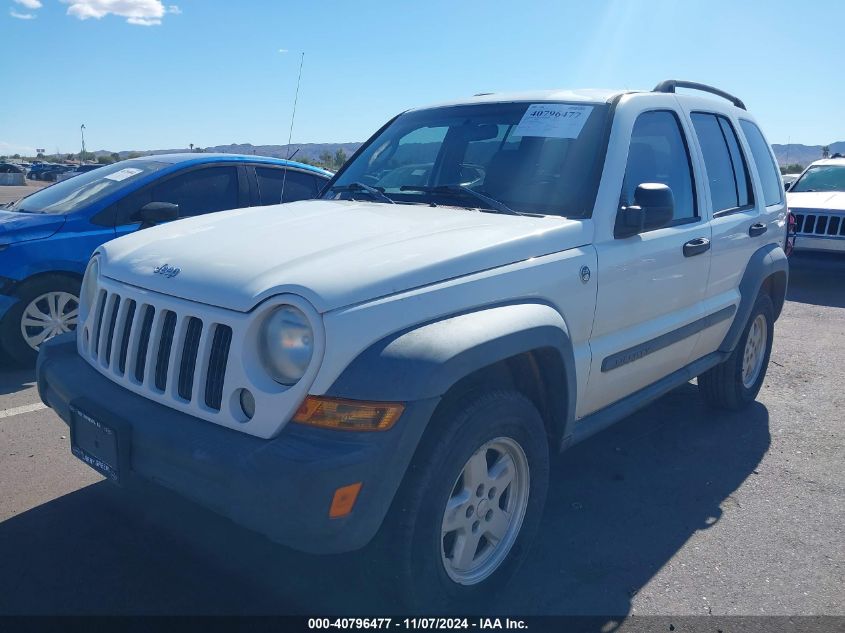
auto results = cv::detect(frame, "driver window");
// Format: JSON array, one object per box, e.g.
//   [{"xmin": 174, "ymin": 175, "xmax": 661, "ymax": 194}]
[{"xmin": 622, "ymin": 110, "xmax": 696, "ymax": 221}]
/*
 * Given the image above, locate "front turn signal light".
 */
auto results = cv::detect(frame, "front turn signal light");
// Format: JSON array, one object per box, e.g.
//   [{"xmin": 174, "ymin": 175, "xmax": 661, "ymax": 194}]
[{"xmin": 292, "ymin": 396, "xmax": 404, "ymax": 431}]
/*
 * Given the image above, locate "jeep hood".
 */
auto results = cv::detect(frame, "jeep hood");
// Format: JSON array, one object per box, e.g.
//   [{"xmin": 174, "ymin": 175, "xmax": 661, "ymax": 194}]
[
  {"xmin": 98, "ymin": 199, "xmax": 590, "ymax": 313},
  {"xmin": 787, "ymin": 190, "xmax": 845, "ymax": 211},
  {"xmin": 0, "ymin": 209, "xmax": 66, "ymax": 246}
]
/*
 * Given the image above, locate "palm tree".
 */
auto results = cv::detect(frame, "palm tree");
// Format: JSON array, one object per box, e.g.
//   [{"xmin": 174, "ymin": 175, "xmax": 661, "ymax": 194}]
[{"xmin": 189, "ymin": 143, "xmax": 194, "ymax": 153}]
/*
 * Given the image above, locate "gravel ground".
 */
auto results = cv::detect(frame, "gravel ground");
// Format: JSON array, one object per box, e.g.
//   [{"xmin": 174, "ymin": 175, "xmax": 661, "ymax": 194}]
[{"xmin": 0, "ymin": 254, "xmax": 842, "ymax": 616}]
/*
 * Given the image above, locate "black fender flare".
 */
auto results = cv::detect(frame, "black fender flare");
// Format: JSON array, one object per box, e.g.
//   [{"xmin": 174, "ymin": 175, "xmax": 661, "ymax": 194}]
[
  {"xmin": 719, "ymin": 243, "xmax": 788, "ymax": 354},
  {"xmin": 325, "ymin": 302, "xmax": 577, "ymax": 440}
]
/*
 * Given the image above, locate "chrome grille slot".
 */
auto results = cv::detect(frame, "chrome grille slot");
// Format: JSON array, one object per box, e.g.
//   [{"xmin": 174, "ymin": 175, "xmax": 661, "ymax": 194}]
[
  {"xmin": 134, "ymin": 305, "xmax": 156, "ymax": 383},
  {"xmin": 103, "ymin": 294, "xmax": 121, "ymax": 366},
  {"xmin": 91, "ymin": 291, "xmax": 108, "ymax": 356},
  {"xmin": 154, "ymin": 311, "xmax": 178, "ymax": 391},
  {"xmin": 178, "ymin": 317, "xmax": 203, "ymax": 401},
  {"xmin": 117, "ymin": 300, "xmax": 136, "ymax": 375},
  {"xmin": 205, "ymin": 325, "xmax": 232, "ymax": 411}
]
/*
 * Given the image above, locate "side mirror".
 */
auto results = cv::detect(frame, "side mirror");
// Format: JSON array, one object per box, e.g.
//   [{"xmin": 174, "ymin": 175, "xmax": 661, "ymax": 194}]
[
  {"xmin": 615, "ymin": 183, "xmax": 675, "ymax": 238},
  {"xmin": 138, "ymin": 202, "xmax": 179, "ymax": 229}
]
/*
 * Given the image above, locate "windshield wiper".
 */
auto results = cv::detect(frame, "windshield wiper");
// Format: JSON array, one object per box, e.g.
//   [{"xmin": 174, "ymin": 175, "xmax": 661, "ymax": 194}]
[
  {"xmin": 400, "ymin": 185, "xmax": 523, "ymax": 216},
  {"xmin": 329, "ymin": 182, "xmax": 395, "ymax": 204}
]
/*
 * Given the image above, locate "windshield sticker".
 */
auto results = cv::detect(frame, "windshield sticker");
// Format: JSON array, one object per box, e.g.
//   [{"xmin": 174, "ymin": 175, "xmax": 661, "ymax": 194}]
[
  {"xmin": 513, "ymin": 104, "xmax": 594, "ymax": 139},
  {"xmin": 104, "ymin": 167, "xmax": 143, "ymax": 182}
]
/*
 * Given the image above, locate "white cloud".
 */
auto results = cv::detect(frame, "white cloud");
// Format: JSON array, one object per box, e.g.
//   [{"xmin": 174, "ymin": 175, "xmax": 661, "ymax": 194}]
[
  {"xmin": 0, "ymin": 141, "xmax": 37, "ymax": 155},
  {"xmin": 13, "ymin": 0, "xmax": 42, "ymax": 9},
  {"xmin": 9, "ymin": 9, "xmax": 36, "ymax": 18},
  {"xmin": 278, "ymin": 48, "xmax": 288, "ymax": 53},
  {"xmin": 61, "ymin": 0, "xmax": 181, "ymax": 26}
]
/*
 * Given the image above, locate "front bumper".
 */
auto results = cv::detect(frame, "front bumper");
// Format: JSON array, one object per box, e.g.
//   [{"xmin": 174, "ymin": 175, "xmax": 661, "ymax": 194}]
[
  {"xmin": 0, "ymin": 292, "xmax": 17, "ymax": 320},
  {"xmin": 794, "ymin": 235, "xmax": 845, "ymax": 254},
  {"xmin": 37, "ymin": 334, "xmax": 439, "ymax": 554}
]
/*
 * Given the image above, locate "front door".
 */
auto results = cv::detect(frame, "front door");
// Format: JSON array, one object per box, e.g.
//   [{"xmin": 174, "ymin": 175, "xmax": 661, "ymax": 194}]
[{"xmin": 582, "ymin": 108, "xmax": 712, "ymax": 416}]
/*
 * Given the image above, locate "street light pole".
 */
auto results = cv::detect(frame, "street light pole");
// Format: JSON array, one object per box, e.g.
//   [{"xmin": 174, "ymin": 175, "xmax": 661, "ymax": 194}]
[{"xmin": 80, "ymin": 124, "xmax": 86, "ymax": 165}]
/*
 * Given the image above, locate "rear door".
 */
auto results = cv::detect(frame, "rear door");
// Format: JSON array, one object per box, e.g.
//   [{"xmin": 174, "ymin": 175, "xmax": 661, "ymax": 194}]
[
  {"xmin": 583, "ymin": 104, "xmax": 712, "ymax": 416},
  {"xmin": 682, "ymin": 108, "xmax": 762, "ymax": 360},
  {"xmin": 250, "ymin": 165, "xmax": 326, "ymax": 205}
]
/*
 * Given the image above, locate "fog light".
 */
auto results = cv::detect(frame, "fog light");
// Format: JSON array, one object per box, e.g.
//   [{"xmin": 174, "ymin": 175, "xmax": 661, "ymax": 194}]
[{"xmin": 239, "ymin": 388, "xmax": 255, "ymax": 420}]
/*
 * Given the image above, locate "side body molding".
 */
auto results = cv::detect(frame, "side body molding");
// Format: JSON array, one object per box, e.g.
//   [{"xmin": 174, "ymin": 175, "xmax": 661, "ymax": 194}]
[
  {"xmin": 326, "ymin": 302, "xmax": 577, "ymax": 437},
  {"xmin": 719, "ymin": 243, "xmax": 789, "ymax": 354}
]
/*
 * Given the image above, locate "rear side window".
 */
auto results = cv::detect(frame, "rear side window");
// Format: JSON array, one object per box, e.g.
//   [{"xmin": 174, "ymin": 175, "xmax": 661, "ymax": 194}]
[
  {"xmin": 153, "ymin": 167, "xmax": 240, "ymax": 217},
  {"xmin": 255, "ymin": 167, "xmax": 321, "ymax": 205},
  {"xmin": 690, "ymin": 113, "xmax": 753, "ymax": 214},
  {"xmin": 622, "ymin": 110, "xmax": 696, "ymax": 221},
  {"xmin": 740, "ymin": 120, "xmax": 783, "ymax": 206}
]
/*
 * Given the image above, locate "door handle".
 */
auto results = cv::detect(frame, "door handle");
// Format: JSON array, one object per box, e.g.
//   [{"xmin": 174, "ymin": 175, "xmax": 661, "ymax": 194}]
[
  {"xmin": 749, "ymin": 222, "xmax": 768, "ymax": 237},
  {"xmin": 683, "ymin": 237, "xmax": 711, "ymax": 257}
]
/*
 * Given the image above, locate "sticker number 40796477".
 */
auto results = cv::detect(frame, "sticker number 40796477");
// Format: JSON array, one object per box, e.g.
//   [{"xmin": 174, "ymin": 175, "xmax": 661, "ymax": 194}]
[{"xmin": 513, "ymin": 103, "xmax": 594, "ymax": 139}]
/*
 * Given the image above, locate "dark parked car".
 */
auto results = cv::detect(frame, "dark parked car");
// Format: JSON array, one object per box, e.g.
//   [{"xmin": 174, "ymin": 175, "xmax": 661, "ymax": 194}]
[
  {"xmin": 0, "ymin": 153, "xmax": 331, "ymax": 364},
  {"xmin": 40, "ymin": 165, "xmax": 75, "ymax": 182},
  {"xmin": 55, "ymin": 164, "xmax": 104, "ymax": 182}
]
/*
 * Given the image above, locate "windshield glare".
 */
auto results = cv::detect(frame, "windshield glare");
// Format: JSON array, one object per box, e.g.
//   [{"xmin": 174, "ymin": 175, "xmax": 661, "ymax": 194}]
[
  {"xmin": 790, "ymin": 165, "xmax": 845, "ymax": 193},
  {"xmin": 327, "ymin": 102, "xmax": 610, "ymax": 217},
  {"xmin": 8, "ymin": 160, "xmax": 168, "ymax": 214}
]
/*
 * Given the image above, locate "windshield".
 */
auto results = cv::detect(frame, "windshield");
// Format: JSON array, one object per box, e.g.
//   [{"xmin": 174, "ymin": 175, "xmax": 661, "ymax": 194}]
[
  {"xmin": 7, "ymin": 160, "xmax": 169, "ymax": 214},
  {"xmin": 790, "ymin": 165, "xmax": 845, "ymax": 193},
  {"xmin": 326, "ymin": 101, "xmax": 611, "ymax": 217}
]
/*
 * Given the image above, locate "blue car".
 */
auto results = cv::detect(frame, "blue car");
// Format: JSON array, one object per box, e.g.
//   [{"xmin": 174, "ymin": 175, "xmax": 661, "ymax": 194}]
[{"xmin": 0, "ymin": 153, "xmax": 331, "ymax": 364}]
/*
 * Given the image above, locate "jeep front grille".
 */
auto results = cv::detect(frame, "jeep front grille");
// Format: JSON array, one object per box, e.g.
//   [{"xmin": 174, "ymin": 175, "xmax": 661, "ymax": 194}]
[
  {"xmin": 83, "ymin": 288, "xmax": 233, "ymax": 412},
  {"xmin": 792, "ymin": 210, "xmax": 845, "ymax": 238}
]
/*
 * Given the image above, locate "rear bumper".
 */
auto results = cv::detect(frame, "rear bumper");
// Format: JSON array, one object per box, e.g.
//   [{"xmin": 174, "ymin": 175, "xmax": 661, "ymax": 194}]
[{"xmin": 37, "ymin": 334, "xmax": 439, "ymax": 554}]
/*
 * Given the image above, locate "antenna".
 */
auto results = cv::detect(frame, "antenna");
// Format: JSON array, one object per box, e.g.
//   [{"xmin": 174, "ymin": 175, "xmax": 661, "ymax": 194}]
[{"xmin": 281, "ymin": 52, "xmax": 305, "ymax": 203}]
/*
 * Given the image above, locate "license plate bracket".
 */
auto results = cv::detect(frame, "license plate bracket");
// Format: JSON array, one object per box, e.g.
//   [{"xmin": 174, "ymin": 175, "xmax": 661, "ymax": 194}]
[{"xmin": 70, "ymin": 405, "xmax": 124, "ymax": 483}]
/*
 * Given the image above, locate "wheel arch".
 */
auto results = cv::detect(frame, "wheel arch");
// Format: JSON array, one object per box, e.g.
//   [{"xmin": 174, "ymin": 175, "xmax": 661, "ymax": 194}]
[
  {"xmin": 325, "ymin": 302, "xmax": 577, "ymax": 446},
  {"xmin": 7, "ymin": 270, "xmax": 83, "ymax": 299},
  {"xmin": 719, "ymin": 243, "xmax": 788, "ymax": 354}
]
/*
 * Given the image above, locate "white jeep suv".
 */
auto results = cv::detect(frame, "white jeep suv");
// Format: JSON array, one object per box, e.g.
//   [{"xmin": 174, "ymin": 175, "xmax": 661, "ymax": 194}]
[
  {"xmin": 786, "ymin": 156, "xmax": 845, "ymax": 254},
  {"xmin": 37, "ymin": 80, "xmax": 789, "ymax": 607}
]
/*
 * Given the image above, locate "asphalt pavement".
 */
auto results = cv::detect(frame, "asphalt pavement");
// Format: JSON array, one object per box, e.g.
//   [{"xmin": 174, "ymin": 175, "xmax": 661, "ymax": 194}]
[{"xmin": 0, "ymin": 254, "xmax": 842, "ymax": 616}]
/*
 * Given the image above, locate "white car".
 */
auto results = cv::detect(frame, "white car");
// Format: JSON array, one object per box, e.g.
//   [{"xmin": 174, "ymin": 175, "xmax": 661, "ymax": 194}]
[
  {"xmin": 37, "ymin": 80, "xmax": 789, "ymax": 607},
  {"xmin": 786, "ymin": 157, "xmax": 845, "ymax": 253}
]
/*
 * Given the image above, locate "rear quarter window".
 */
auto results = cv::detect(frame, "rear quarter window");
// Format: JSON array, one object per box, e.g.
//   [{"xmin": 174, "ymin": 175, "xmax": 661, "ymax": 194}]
[{"xmin": 740, "ymin": 120, "xmax": 783, "ymax": 207}]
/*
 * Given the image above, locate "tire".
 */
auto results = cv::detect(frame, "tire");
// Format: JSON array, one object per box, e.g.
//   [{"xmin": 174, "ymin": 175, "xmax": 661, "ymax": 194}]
[
  {"xmin": 0, "ymin": 275, "xmax": 81, "ymax": 366},
  {"xmin": 698, "ymin": 293, "xmax": 774, "ymax": 410},
  {"xmin": 371, "ymin": 390, "xmax": 550, "ymax": 611}
]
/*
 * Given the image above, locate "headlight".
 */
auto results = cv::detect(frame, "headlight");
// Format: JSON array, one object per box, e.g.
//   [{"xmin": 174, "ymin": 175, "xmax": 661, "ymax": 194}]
[
  {"xmin": 79, "ymin": 256, "xmax": 99, "ymax": 321},
  {"xmin": 259, "ymin": 304, "xmax": 314, "ymax": 385}
]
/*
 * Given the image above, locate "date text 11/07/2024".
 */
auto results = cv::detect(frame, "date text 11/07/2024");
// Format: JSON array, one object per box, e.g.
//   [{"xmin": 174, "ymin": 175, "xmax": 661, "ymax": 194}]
[{"xmin": 307, "ymin": 618, "xmax": 528, "ymax": 630}]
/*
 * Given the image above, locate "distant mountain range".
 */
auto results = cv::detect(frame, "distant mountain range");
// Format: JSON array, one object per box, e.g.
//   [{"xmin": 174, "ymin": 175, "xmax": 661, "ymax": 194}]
[
  {"xmin": 94, "ymin": 139, "xmax": 845, "ymax": 171},
  {"xmin": 771, "ymin": 141, "xmax": 845, "ymax": 168},
  {"xmin": 94, "ymin": 142, "xmax": 363, "ymax": 164}
]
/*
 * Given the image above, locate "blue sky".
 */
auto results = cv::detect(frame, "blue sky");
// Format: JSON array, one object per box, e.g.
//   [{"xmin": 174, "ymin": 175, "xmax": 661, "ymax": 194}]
[{"xmin": 2, "ymin": 0, "xmax": 844, "ymax": 156}]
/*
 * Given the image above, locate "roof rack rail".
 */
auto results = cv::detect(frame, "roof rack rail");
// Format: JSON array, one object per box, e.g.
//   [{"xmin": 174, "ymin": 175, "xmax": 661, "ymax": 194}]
[{"xmin": 652, "ymin": 79, "xmax": 746, "ymax": 110}]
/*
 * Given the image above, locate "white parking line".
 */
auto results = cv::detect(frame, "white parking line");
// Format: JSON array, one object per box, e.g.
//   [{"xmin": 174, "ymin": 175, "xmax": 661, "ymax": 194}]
[{"xmin": 0, "ymin": 403, "xmax": 48, "ymax": 419}]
